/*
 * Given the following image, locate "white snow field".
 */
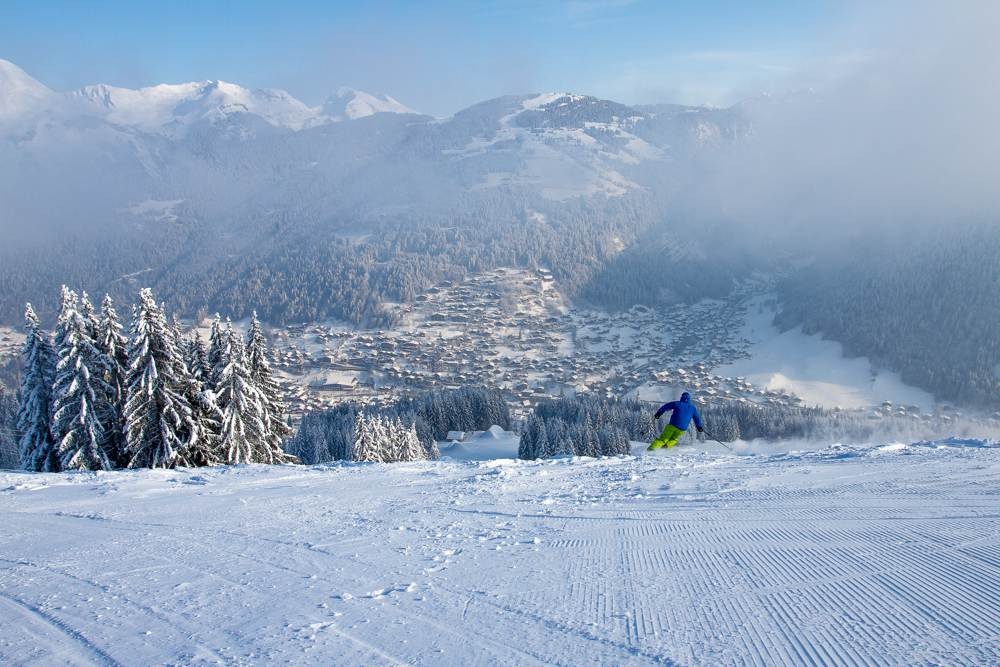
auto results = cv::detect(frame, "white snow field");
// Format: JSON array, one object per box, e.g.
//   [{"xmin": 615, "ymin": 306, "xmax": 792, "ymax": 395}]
[
  {"xmin": 718, "ymin": 299, "xmax": 935, "ymax": 411},
  {"xmin": 2, "ymin": 439, "xmax": 999, "ymax": 666}
]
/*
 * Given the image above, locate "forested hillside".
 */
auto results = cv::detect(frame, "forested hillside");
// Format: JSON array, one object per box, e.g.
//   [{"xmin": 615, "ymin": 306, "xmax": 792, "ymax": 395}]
[
  {"xmin": 0, "ymin": 192, "xmax": 664, "ymax": 327},
  {"xmin": 775, "ymin": 225, "xmax": 1000, "ymax": 407}
]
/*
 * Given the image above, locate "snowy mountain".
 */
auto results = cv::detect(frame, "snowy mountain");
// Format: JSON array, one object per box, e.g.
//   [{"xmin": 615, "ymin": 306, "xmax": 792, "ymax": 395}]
[
  {"xmin": 0, "ymin": 59, "xmax": 420, "ymax": 135},
  {"xmin": 321, "ymin": 87, "xmax": 417, "ymax": 121},
  {"xmin": 0, "ymin": 60, "xmax": 743, "ymax": 334},
  {"xmin": 0, "ymin": 61, "xmax": 743, "ymax": 281},
  {"xmin": 0, "ymin": 59, "xmax": 54, "ymax": 123},
  {"xmin": 0, "ymin": 60, "xmax": 735, "ymax": 199},
  {"xmin": 69, "ymin": 80, "xmax": 321, "ymax": 133}
]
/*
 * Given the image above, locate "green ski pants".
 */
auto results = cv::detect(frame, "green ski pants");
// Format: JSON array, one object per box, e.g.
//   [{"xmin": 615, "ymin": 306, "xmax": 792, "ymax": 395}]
[{"xmin": 648, "ymin": 424, "xmax": 686, "ymax": 450}]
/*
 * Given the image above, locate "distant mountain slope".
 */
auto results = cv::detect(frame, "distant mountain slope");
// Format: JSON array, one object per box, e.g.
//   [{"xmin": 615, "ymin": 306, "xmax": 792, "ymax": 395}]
[
  {"xmin": 322, "ymin": 87, "xmax": 416, "ymax": 121},
  {"xmin": 0, "ymin": 59, "xmax": 54, "ymax": 121},
  {"xmin": 775, "ymin": 226, "xmax": 1000, "ymax": 408},
  {"xmin": 0, "ymin": 61, "xmax": 743, "ymax": 328}
]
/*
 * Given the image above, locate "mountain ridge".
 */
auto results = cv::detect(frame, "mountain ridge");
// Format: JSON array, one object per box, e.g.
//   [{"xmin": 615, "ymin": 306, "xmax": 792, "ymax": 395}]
[{"xmin": 0, "ymin": 59, "xmax": 422, "ymax": 132}]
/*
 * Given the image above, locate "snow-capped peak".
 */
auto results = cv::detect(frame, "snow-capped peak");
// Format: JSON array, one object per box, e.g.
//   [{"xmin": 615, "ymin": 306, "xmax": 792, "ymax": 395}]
[
  {"xmin": 321, "ymin": 87, "xmax": 417, "ymax": 121},
  {"xmin": 520, "ymin": 92, "xmax": 574, "ymax": 110},
  {"xmin": 0, "ymin": 59, "xmax": 420, "ymax": 132},
  {"xmin": 69, "ymin": 79, "xmax": 320, "ymax": 132},
  {"xmin": 0, "ymin": 59, "xmax": 54, "ymax": 121}
]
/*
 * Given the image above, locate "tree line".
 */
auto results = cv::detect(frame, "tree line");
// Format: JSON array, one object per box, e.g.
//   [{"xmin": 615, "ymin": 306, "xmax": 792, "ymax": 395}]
[
  {"xmin": 518, "ymin": 395, "xmax": 653, "ymax": 459},
  {"xmin": 285, "ymin": 387, "xmax": 510, "ymax": 464},
  {"xmin": 517, "ymin": 394, "xmax": 995, "ymax": 460},
  {"xmin": 696, "ymin": 400, "xmax": 995, "ymax": 444},
  {"xmin": 13, "ymin": 286, "xmax": 293, "ymax": 471}
]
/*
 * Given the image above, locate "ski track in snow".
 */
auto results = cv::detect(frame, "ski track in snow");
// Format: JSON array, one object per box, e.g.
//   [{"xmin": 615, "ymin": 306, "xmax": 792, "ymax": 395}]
[{"xmin": 2, "ymin": 441, "xmax": 999, "ymax": 665}]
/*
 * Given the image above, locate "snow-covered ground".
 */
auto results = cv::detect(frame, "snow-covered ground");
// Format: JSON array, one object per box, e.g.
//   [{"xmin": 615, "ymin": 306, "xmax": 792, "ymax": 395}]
[
  {"xmin": 2, "ymin": 438, "xmax": 999, "ymax": 665},
  {"xmin": 718, "ymin": 298, "xmax": 935, "ymax": 410},
  {"xmin": 439, "ymin": 426, "xmax": 520, "ymax": 461}
]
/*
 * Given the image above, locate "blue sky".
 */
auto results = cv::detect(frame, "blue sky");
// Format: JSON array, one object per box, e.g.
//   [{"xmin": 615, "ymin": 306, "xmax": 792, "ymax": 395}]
[{"xmin": 3, "ymin": 1, "xmax": 855, "ymax": 115}]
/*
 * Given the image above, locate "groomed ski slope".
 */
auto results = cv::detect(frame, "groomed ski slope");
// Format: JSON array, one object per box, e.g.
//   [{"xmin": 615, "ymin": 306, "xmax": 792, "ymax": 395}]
[{"xmin": 1, "ymin": 439, "xmax": 999, "ymax": 666}]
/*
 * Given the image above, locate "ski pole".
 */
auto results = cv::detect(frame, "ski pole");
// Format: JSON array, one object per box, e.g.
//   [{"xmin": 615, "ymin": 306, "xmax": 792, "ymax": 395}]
[{"xmin": 701, "ymin": 429, "xmax": 733, "ymax": 450}]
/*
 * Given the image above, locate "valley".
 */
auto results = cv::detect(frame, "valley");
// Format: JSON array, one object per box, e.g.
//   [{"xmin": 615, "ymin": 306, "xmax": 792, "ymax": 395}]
[{"xmin": 216, "ymin": 269, "xmax": 948, "ymax": 426}]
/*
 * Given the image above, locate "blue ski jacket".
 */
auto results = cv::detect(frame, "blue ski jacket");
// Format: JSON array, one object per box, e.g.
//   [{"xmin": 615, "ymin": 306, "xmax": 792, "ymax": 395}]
[{"xmin": 655, "ymin": 392, "xmax": 703, "ymax": 431}]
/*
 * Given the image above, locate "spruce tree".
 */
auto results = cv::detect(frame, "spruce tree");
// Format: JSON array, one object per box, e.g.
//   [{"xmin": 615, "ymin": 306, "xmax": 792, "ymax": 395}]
[
  {"xmin": 80, "ymin": 292, "xmax": 99, "ymax": 339},
  {"xmin": 16, "ymin": 304, "xmax": 57, "ymax": 471},
  {"xmin": 424, "ymin": 438, "xmax": 441, "ymax": 461},
  {"xmin": 351, "ymin": 411, "xmax": 380, "ymax": 462},
  {"xmin": 216, "ymin": 325, "xmax": 267, "ymax": 464},
  {"xmin": 184, "ymin": 332, "xmax": 211, "ymax": 385},
  {"xmin": 370, "ymin": 413, "xmax": 391, "ymax": 462},
  {"xmin": 246, "ymin": 312, "xmax": 294, "ymax": 463},
  {"xmin": 123, "ymin": 289, "xmax": 193, "ymax": 469},
  {"xmin": 172, "ymin": 332, "xmax": 223, "ymax": 468},
  {"xmin": 51, "ymin": 292, "xmax": 114, "ymax": 471},
  {"xmin": 96, "ymin": 295, "xmax": 129, "ymax": 467},
  {"xmin": 174, "ymin": 377, "xmax": 223, "ymax": 468},
  {"xmin": 206, "ymin": 315, "xmax": 225, "ymax": 389},
  {"xmin": 0, "ymin": 386, "xmax": 19, "ymax": 469},
  {"xmin": 400, "ymin": 420, "xmax": 425, "ymax": 461},
  {"xmin": 380, "ymin": 418, "xmax": 399, "ymax": 463},
  {"xmin": 170, "ymin": 314, "xmax": 184, "ymax": 348},
  {"xmin": 50, "ymin": 287, "xmax": 78, "ymax": 384}
]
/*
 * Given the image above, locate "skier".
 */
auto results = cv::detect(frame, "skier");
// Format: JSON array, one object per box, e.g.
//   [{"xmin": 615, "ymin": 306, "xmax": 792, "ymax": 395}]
[{"xmin": 648, "ymin": 391, "xmax": 703, "ymax": 450}]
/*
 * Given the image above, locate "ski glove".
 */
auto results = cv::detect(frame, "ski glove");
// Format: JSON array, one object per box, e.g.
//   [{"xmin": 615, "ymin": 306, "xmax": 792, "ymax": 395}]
[{"xmin": 696, "ymin": 426, "xmax": 704, "ymax": 433}]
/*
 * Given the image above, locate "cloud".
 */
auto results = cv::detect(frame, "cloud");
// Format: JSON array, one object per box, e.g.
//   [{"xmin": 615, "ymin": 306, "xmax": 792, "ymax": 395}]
[
  {"xmin": 682, "ymin": 1, "xmax": 1000, "ymax": 242},
  {"xmin": 600, "ymin": 49, "xmax": 799, "ymax": 107}
]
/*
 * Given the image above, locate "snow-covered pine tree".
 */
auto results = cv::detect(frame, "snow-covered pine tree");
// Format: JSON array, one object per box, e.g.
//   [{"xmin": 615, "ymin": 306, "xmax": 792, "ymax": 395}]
[
  {"xmin": 95, "ymin": 295, "xmax": 129, "ymax": 467},
  {"xmin": 455, "ymin": 391, "xmax": 474, "ymax": 430},
  {"xmin": 518, "ymin": 415, "xmax": 545, "ymax": 460},
  {"xmin": 169, "ymin": 314, "xmax": 182, "ymax": 342},
  {"xmin": 206, "ymin": 315, "xmax": 225, "ymax": 389},
  {"xmin": 16, "ymin": 304, "xmax": 57, "ymax": 471},
  {"xmin": 80, "ymin": 292, "xmax": 100, "ymax": 339},
  {"xmin": 351, "ymin": 411, "xmax": 364, "ymax": 461},
  {"xmin": 581, "ymin": 423, "xmax": 600, "ymax": 457},
  {"xmin": 173, "ymin": 376, "xmax": 223, "ymax": 468},
  {"xmin": 246, "ymin": 312, "xmax": 294, "ymax": 463},
  {"xmin": 380, "ymin": 418, "xmax": 398, "ymax": 462},
  {"xmin": 50, "ymin": 287, "xmax": 78, "ymax": 383},
  {"xmin": 51, "ymin": 292, "xmax": 115, "ymax": 471},
  {"xmin": 98, "ymin": 295, "xmax": 129, "ymax": 392},
  {"xmin": 184, "ymin": 332, "xmax": 210, "ymax": 385},
  {"xmin": 424, "ymin": 437, "xmax": 441, "ymax": 461},
  {"xmin": 517, "ymin": 417, "xmax": 534, "ymax": 460},
  {"xmin": 0, "ymin": 385, "xmax": 19, "ymax": 469},
  {"xmin": 170, "ymin": 330, "xmax": 223, "ymax": 468},
  {"xmin": 352, "ymin": 411, "xmax": 386, "ymax": 462},
  {"xmin": 123, "ymin": 289, "xmax": 194, "ymax": 469},
  {"xmin": 400, "ymin": 420, "xmax": 425, "ymax": 461},
  {"xmin": 216, "ymin": 325, "xmax": 268, "ymax": 464},
  {"xmin": 374, "ymin": 414, "xmax": 395, "ymax": 462}
]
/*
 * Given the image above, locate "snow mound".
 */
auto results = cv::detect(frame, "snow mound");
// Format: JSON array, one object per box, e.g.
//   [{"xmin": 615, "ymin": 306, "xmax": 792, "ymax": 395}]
[{"xmin": 438, "ymin": 426, "xmax": 520, "ymax": 461}]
